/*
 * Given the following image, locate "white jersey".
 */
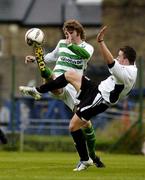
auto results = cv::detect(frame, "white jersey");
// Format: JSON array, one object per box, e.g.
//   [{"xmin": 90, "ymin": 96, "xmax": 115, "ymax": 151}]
[
  {"xmin": 44, "ymin": 39, "xmax": 94, "ymax": 111},
  {"xmin": 98, "ymin": 59, "xmax": 137, "ymax": 105}
]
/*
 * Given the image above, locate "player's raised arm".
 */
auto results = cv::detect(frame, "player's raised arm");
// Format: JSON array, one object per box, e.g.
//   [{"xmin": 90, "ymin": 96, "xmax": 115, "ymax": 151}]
[
  {"xmin": 65, "ymin": 29, "xmax": 93, "ymax": 59},
  {"xmin": 97, "ymin": 26, "xmax": 114, "ymax": 65}
]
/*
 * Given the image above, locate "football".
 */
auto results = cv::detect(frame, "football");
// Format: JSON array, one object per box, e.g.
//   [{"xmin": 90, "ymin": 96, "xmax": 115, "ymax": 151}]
[{"xmin": 25, "ymin": 28, "xmax": 44, "ymax": 47}]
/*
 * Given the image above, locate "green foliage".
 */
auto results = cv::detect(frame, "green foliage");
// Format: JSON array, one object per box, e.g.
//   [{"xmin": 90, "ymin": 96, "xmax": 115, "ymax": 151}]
[
  {"xmin": 108, "ymin": 122, "xmax": 145, "ymax": 154},
  {"xmin": 24, "ymin": 135, "xmax": 76, "ymax": 152},
  {"xmin": 0, "ymin": 133, "xmax": 113, "ymax": 152},
  {"xmin": 96, "ymin": 120, "xmax": 145, "ymax": 154},
  {"xmin": 1, "ymin": 122, "xmax": 145, "ymax": 154}
]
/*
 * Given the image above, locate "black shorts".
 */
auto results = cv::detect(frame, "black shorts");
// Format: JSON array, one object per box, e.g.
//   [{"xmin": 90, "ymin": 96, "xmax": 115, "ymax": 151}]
[{"xmin": 76, "ymin": 76, "xmax": 109, "ymax": 121}]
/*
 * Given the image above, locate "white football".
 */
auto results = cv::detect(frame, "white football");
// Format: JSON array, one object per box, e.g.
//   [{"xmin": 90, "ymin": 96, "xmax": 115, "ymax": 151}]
[{"xmin": 25, "ymin": 28, "xmax": 44, "ymax": 47}]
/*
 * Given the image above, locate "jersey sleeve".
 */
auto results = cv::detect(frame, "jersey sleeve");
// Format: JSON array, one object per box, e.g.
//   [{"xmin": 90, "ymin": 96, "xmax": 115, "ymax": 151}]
[
  {"xmin": 108, "ymin": 59, "xmax": 132, "ymax": 84},
  {"xmin": 67, "ymin": 43, "xmax": 94, "ymax": 59},
  {"xmin": 44, "ymin": 41, "xmax": 60, "ymax": 63}
]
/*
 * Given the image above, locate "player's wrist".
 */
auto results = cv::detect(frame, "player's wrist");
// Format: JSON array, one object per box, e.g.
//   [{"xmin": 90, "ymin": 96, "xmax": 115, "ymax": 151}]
[{"xmin": 98, "ymin": 39, "xmax": 104, "ymax": 43}]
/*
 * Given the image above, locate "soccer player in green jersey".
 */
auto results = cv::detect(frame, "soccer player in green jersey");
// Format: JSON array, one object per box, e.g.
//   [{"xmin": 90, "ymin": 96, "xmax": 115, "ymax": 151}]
[{"xmin": 20, "ymin": 19, "xmax": 105, "ymax": 168}]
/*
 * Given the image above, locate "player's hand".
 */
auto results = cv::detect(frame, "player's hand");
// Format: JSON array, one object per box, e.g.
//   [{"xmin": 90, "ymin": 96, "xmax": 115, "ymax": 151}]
[
  {"xmin": 25, "ymin": 55, "xmax": 36, "ymax": 64},
  {"xmin": 97, "ymin": 26, "xmax": 108, "ymax": 42},
  {"xmin": 65, "ymin": 31, "xmax": 72, "ymax": 45}
]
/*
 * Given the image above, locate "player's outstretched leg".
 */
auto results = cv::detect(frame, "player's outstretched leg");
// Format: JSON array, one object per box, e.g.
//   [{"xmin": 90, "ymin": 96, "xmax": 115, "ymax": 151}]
[
  {"xmin": 19, "ymin": 86, "xmax": 42, "ymax": 100},
  {"xmin": 34, "ymin": 47, "xmax": 53, "ymax": 79}
]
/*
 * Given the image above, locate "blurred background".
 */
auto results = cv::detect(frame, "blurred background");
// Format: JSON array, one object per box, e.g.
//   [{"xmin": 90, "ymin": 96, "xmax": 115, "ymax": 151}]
[{"xmin": 0, "ymin": 0, "xmax": 145, "ymax": 154}]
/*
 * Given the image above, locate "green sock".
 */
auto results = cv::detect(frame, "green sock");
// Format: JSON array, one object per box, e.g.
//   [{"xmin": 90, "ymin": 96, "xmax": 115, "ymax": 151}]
[
  {"xmin": 40, "ymin": 67, "xmax": 53, "ymax": 79},
  {"xmin": 82, "ymin": 124, "xmax": 97, "ymax": 160}
]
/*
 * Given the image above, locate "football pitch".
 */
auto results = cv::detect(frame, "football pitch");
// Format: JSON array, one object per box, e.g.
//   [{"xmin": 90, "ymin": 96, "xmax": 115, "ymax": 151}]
[{"xmin": 0, "ymin": 151, "xmax": 145, "ymax": 180}]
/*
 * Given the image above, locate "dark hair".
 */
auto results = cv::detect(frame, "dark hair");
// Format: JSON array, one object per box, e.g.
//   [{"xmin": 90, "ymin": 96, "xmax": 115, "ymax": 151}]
[
  {"xmin": 119, "ymin": 46, "xmax": 136, "ymax": 64},
  {"xmin": 63, "ymin": 19, "xmax": 86, "ymax": 40}
]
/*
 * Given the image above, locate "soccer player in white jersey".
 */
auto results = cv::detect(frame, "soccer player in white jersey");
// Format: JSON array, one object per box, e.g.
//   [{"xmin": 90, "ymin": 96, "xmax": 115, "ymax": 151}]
[
  {"xmin": 20, "ymin": 19, "xmax": 105, "ymax": 168},
  {"xmin": 25, "ymin": 26, "xmax": 137, "ymax": 171}
]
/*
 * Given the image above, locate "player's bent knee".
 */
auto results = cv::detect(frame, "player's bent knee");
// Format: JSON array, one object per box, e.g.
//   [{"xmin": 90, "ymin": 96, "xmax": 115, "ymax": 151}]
[
  {"xmin": 65, "ymin": 70, "xmax": 81, "ymax": 85},
  {"xmin": 65, "ymin": 70, "xmax": 76, "ymax": 81},
  {"xmin": 69, "ymin": 124, "xmax": 74, "ymax": 132},
  {"xmin": 82, "ymin": 120, "xmax": 92, "ymax": 128},
  {"xmin": 69, "ymin": 123, "xmax": 77, "ymax": 132}
]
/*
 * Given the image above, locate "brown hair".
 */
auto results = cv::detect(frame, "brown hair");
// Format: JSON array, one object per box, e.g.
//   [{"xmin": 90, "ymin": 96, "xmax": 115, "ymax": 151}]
[
  {"xmin": 63, "ymin": 19, "xmax": 86, "ymax": 40},
  {"xmin": 119, "ymin": 46, "xmax": 136, "ymax": 64}
]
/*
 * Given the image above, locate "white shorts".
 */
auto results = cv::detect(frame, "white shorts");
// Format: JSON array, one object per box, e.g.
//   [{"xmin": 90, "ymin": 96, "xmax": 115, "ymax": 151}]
[{"xmin": 49, "ymin": 83, "xmax": 78, "ymax": 111}]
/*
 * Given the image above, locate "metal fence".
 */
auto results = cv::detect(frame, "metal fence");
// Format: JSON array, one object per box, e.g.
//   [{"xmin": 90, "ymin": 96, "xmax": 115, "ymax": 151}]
[{"xmin": 0, "ymin": 95, "xmax": 144, "ymax": 134}]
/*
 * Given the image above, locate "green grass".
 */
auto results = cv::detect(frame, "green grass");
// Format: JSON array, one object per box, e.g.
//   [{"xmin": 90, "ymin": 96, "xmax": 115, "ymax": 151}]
[{"xmin": 0, "ymin": 151, "xmax": 145, "ymax": 180}]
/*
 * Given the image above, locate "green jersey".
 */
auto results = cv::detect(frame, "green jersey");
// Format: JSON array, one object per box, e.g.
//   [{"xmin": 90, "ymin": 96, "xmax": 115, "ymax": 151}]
[{"xmin": 44, "ymin": 39, "xmax": 94, "ymax": 76}]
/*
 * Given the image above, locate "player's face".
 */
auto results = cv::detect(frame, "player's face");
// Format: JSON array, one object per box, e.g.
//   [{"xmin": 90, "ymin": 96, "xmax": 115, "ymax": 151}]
[
  {"xmin": 116, "ymin": 50, "xmax": 128, "ymax": 65},
  {"xmin": 64, "ymin": 28, "xmax": 79, "ymax": 41}
]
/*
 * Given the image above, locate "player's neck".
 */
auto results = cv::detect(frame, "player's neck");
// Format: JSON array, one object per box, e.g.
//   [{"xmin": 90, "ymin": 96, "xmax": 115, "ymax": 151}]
[{"xmin": 71, "ymin": 36, "xmax": 83, "ymax": 45}]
